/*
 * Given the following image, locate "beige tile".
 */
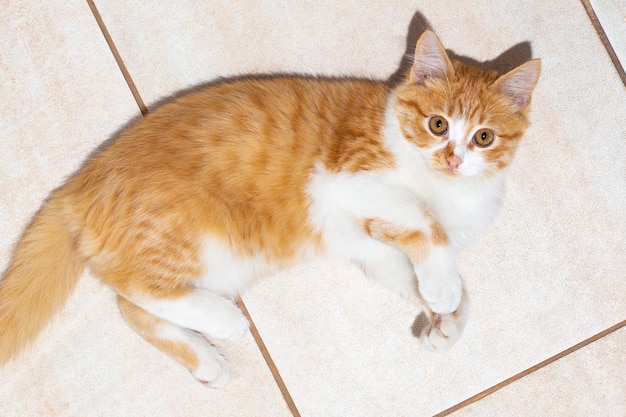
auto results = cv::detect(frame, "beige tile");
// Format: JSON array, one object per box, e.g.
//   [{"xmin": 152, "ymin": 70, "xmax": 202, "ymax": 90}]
[
  {"xmin": 93, "ymin": 0, "xmax": 418, "ymax": 106},
  {"xmin": 41, "ymin": 1, "xmax": 626, "ymax": 416},
  {"xmin": 0, "ymin": 2, "xmax": 138, "ymax": 252},
  {"xmin": 590, "ymin": 0, "xmax": 626, "ymax": 68},
  {"xmin": 0, "ymin": 2, "xmax": 290, "ymax": 416},
  {"xmin": 449, "ymin": 327, "xmax": 626, "ymax": 416}
]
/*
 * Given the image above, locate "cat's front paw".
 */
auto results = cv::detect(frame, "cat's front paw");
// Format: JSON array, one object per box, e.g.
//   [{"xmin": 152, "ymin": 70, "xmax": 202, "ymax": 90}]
[
  {"xmin": 417, "ymin": 288, "xmax": 469, "ymax": 351},
  {"xmin": 419, "ymin": 278, "xmax": 462, "ymax": 315},
  {"xmin": 415, "ymin": 246, "xmax": 462, "ymax": 314},
  {"xmin": 420, "ymin": 312, "xmax": 463, "ymax": 351}
]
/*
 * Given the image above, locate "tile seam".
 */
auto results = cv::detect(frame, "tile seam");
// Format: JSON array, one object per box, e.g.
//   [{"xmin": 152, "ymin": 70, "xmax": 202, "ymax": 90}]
[
  {"xmin": 433, "ymin": 319, "xmax": 626, "ymax": 416},
  {"xmin": 580, "ymin": 0, "xmax": 626, "ymax": 88},
  {"xmin": 238, "ymin": 300, "xmax": 302, "ymax": 417},
  {"xmin": 86, "ymin": 0, "xmax": 148, "ymax": 115}
]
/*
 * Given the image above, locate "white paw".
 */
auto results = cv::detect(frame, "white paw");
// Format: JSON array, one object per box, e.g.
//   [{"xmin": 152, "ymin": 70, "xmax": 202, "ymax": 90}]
[
  {"xmin": 415, "ymin": 246, "xmax": 462, "ymax": 314},
  {"xmin": 420, "ymin": 314, "xmax": 462, "ymax": 351},
  {"xmin": 192, "ymin": 347, "xmax": 231, "ymax": 389},
  {"xmin": 419, "ymin": 278, "xmax": 462, "ymax": 315},
  {"xmin": 224, "ymin": 311, "xmax": 249, "ymax": 343},
  {"xmin": 418, "ymin": 289, "xmax": 469, "ymax": 351},
  {"xmin": 205, "ymin": 304, "xmax": 249, "ymax": 342}
]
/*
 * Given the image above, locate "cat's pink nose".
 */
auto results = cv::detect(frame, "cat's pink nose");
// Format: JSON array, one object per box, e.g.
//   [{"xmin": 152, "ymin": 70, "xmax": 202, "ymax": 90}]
[{"xmin": 447, "ymin": 155, "xmax": 462, "ymax": 170}]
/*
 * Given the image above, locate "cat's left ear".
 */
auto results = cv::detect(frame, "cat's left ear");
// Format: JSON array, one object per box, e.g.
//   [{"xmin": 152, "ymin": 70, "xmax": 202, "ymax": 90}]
[
  {"xmin": 409, "ymin": 30, "xmax": 456, "ymax": 85},
  {"xmin": 493, "ymin": 59, "xmax": 542, "ymax": 111}
]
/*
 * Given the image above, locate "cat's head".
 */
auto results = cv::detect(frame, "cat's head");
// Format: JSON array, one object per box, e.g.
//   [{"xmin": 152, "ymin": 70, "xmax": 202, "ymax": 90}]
[{"xmin": 393, "ymin": 31, "xmax": 541, "ymax": 179}]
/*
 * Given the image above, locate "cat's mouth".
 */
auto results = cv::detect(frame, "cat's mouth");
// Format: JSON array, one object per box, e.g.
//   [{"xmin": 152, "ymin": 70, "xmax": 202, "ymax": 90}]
[
  {"xmin": 431, "ymin": 163, "xmax": 460, "ymax": 178},
  {"xmin": 441, "ymin": 165, "xmax": 461, "ymax": 177}
]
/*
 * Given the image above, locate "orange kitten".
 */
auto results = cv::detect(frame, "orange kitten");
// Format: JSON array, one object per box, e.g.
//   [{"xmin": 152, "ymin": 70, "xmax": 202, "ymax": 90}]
[{"xmin": 0, "ymin": 31, "xmax": 540, "ymax": 387}]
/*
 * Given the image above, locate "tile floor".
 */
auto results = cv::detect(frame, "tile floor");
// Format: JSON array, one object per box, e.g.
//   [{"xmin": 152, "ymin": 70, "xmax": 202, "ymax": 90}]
[{"xmin": 1, "ymin": 1, "xmax": 624, "ymax": 416}]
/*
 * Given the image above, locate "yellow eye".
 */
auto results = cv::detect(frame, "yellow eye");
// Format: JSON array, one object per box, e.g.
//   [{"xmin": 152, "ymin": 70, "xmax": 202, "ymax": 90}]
[
  {"xmin": 473, "ymin": 128, "xmax": 495, "ymax": 147},
  {"xmin": 428, "ymin": 116, "xmax": 448, "ymax": 136}
]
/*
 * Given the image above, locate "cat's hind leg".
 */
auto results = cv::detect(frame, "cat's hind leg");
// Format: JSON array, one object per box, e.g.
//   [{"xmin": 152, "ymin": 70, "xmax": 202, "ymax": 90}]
[
  {"xmin": 117, "ymin": 296, "xmax": 231, "ymax": 388},
  {"xmin": 417, "ymin": 287, "xmax": 469, "ymax": 351},
  {"xmin": 125, "ymin": 287, "xmax": 249, "ymax": 343}
]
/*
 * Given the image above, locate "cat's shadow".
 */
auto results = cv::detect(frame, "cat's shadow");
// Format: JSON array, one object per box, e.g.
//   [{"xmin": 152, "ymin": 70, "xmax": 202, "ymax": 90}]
[
  {"xmin": 410, "ymin": 310, "xmax": 431, "ymax": 338},
  {"xmin": 388, "ymin": 11, "xmax": 534, "ymax": 86}
]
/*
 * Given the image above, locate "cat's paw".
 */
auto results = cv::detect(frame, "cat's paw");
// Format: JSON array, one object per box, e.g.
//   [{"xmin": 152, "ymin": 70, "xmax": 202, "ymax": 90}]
[
  {"xmin": 418, "ymin": 288, "xmax": 469, "ymax": 351},
  {"xmin": 419, "ymin": 314, "xmax": 462, "ymax": 351},
  {"xmin": 419, "ymin": 280, "xmax": 462, "ymax": 315},
  {"xmin": 192, "ymin": 346, "xmax": 231, "ymax": 389},
  {"xmin": 224, "ymin": 312, "xmax": 249, "ymax": 343},
  {"xmin": 417, "ymin": 266, "xmax": 462, "ymax": 315},
  {"xmin": 415, "ymin": 247, "xmax": 462, "ymax": 314},
  {"xmin": 204, "ymin": 304, "xmax": 249, "ymax": 343}
]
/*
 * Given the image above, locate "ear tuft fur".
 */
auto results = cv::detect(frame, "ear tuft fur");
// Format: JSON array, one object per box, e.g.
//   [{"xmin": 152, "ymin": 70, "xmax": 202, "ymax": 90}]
[
  {"xmin": 493, "ymin": 59, "xmax": 541, "ymax": 110},
  {"xmin": 410, "ymin": 31, "xmax": 455, "ymax": 85}
]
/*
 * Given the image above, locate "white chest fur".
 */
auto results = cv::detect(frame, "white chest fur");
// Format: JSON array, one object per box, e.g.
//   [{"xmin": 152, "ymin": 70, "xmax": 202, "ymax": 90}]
[
  {"xmin": 306, "ymin": 162, "xmax": 504, "ymax": 259},
  {"xmin": 411, "ymin": 170, "xmax": 505, "ymax": 248}
]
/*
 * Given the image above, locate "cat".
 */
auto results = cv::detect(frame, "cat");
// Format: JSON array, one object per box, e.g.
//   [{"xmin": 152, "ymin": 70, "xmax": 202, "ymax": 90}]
[{"xmin": 0, "ymin": 30, "xmax": 540, "ymax": 388}]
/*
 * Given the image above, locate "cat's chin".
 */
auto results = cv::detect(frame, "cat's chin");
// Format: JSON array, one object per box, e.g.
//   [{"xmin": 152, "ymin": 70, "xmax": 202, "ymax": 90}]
[
  {"xmin": 437, "ymin": 170, "xmax": 494, "ymax": 184},
  {"xmin": 436, "ymin": 164, "xmax": 494, "ymax": 180},
  {"xmin": 432, "ymin": 165, "xmax": 477, "ymax": 179}
]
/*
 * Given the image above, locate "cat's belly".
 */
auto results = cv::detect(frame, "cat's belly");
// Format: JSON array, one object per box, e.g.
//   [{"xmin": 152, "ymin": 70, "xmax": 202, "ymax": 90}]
[
  {"xmin": 195, "ymin": 234, "xmax": 320, "ymax": 299},
  {"xmin": 194, "ymin": 217, "xmax": 372, "ymax": 300}
]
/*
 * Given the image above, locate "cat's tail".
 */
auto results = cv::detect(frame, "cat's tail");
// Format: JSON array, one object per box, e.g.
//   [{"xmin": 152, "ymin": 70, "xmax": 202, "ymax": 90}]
[{"xmin": 0, "ymin": 193, "xmax": 84, "ymax": 365}]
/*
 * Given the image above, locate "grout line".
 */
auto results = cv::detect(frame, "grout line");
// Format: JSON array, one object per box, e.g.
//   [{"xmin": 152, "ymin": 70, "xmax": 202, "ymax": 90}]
[
  {"xmin": 85, "ymin": 2, "xmax": 300, "ymax": 413},
  {"xmin": 86, "ymin": 0, "xmax": 148, "ymax": 115},
  {"xmin": 237, "ymin": 299, "xmax": 302, "ymax": 417},
  {"xmin": 434, "ymin": 319, "xmax": 626, "ymax": 416},
  {"xmin": 580, "ymin": 0, "xmax": 626, "ymax": 88}
]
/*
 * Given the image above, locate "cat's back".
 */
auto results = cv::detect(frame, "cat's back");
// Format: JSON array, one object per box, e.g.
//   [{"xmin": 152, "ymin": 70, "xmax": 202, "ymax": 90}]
[
  {"xmin": 62, "ymin": 76, "xmax": 392, "ymax": 258},
  {"xmin": 85, "ymin": 76, "xmax": 390, "ymax": 184}
]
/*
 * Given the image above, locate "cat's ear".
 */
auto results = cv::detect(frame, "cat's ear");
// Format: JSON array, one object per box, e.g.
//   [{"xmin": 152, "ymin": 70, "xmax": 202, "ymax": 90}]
[
  {"xmin": 493, "ymin": 59, "xmax": 541, "ymax": 110},
  {"xmin": 409, "ymin": 30, "xmax": 456, "ymax": 85}
]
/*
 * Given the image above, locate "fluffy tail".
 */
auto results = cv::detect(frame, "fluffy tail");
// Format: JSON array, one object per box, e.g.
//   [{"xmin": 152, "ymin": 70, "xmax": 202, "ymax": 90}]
[{"xmin": 0, "ymin": 194, "xmax": 84, "ymax": 364}]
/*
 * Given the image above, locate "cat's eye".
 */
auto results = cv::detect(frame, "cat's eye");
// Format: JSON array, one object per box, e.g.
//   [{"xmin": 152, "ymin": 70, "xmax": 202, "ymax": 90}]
[
  {"xmin": 472, "ymin": 129, "xmax": 495, "ymax": 147},
  {"xmin": 428, "ymin": 116, "xmax": 448, "ymax": 136}
]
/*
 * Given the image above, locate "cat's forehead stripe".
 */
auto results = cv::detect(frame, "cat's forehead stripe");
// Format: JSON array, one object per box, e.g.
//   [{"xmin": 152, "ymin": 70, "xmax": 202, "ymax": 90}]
[
  {"xmin": 448, "ymin": 118, "xmax": 473, "ymax": 144},
  {"xmin": 465, "ymin": 103, "xmax": 482, "ymax": 124}
]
